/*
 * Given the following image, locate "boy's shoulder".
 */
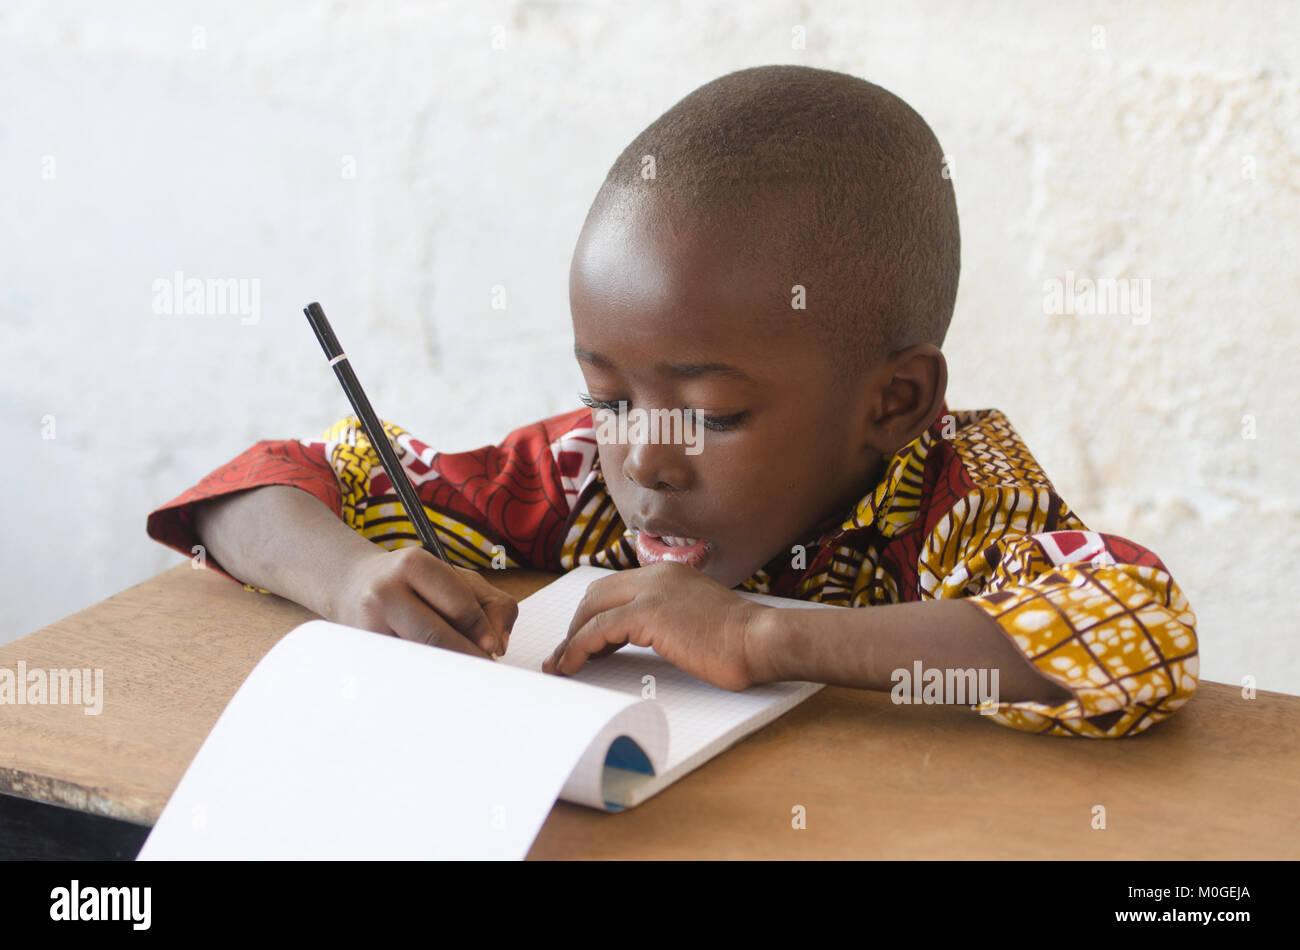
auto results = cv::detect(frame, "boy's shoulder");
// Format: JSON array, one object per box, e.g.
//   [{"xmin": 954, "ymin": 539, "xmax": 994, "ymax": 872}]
[
  {"xmin": 835, "ymin": 403, "xmax": 1071, "ymax": 546},
  {"xmin": 940, "ymin": 406, "xmax": 1060, "ymax": 495}
]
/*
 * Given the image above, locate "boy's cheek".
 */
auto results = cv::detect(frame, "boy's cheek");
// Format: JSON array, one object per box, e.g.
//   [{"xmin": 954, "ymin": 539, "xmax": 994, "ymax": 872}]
[{"xmin": 595, "ymin": 442, "xmax": 622, "ymax": 472}]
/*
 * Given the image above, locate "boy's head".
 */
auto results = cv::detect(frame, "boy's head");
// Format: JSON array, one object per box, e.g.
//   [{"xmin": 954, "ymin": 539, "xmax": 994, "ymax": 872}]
[{"xmin": 569, "ymin": 65, "xmax": 959, "ymax": 587}]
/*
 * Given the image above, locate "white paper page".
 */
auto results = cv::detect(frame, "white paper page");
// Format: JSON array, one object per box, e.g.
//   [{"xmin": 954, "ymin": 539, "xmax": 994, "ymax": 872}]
[
  {"xmin": 138, "ymin": 620, "xmax": 664, "ymax": 860},
  {"xmin": 498, "ymin": 566, "xmax": 835, "ymax": 807}
]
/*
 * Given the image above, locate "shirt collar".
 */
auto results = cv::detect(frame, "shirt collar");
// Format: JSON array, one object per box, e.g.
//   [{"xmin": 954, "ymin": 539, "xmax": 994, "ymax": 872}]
[
  {"xmin": 821, "ymin": 401, "xmax": 948, "ymax": 544},
  {"xmin": 740, "ymin": 417, "xmax": 941, "ymax": 597},
  {"xmin": 834, "ymin": 434, "xmax": 931, "ymax": 539}
]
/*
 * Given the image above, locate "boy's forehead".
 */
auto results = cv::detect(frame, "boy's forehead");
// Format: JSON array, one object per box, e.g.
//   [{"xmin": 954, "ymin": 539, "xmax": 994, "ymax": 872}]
[{"xmin": 570, "ymin": 196, "xmax": 798, "ymax": 358}]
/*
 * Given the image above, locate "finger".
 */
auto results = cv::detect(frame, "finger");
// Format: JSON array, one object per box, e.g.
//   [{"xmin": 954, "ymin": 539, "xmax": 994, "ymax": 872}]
[
  {"xmin": 398, "ymin": 551, "xmax": 504, "ymax": 654},
  {"xmin": 542, "ymin": 571, "xmax": 644, "ymax": 671},
  {"xmin": 565, "ymin": 570, "xmax": 643, "ymax": 642},
  {"xmin": 545, "ymin": 602, "xmax": 642, "ymax": 675},
  {"xmin": 386, "ymin": 587, "xmax": 491, "ymax": 658},
  {"xmin": 589, "ymin": 642, "xmax": 625, "ymax": 660},
  {"xmin": 453, "ymin": 567, "xmax": 520, "ymax": 654}
]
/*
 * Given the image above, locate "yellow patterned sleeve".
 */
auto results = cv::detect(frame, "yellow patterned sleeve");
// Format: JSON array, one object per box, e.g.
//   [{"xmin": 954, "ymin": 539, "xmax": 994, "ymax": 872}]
[
  {"xmin": 919, "ymin": 488, "xmax": 1199, "ymax": 737},
  {"xmin": 314, "ymin": 415, "xmax": 522, "ymax": 570}
]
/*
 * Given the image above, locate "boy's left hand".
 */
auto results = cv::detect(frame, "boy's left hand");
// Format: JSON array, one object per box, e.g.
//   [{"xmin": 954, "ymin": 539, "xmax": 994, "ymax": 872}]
[{"xmin": 541, "ymin": 561, "xmax": 768, "ymax": 691}]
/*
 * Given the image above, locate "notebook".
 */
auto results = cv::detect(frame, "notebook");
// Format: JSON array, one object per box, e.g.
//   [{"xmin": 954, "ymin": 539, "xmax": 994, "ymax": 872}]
[{"xmin": 137, "ymin": 565, "xmax": 838, "ymax": 860}]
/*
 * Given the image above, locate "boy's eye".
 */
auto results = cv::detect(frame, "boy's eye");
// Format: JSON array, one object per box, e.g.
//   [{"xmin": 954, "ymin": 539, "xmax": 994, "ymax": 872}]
[
  {"xmin": 685, "ymin": 408, "xmax": 749, "ymax": 432},
  {"xmin": 578, "ymin": 393, "xmax": 628, "ymax": 414},
  {"xmin": 578, "ymin": 394, "xmax": 748, "ymax": 432}
]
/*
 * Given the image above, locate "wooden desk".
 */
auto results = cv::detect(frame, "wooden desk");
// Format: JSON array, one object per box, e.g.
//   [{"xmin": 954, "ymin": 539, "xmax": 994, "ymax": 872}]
[{"xmin": 1, "ymin": 564, "xmax": 1297, "ymax": 859}]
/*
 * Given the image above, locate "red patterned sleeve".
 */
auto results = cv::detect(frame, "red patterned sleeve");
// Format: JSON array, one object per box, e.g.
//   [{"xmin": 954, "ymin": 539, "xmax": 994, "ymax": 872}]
[
  {"xmin": 319, "ymin": 409, "xmax": 597, "ymax": 572},
  {"xmin": 146, "ymin": 409, "xmax": 600, "ymax": 583}
]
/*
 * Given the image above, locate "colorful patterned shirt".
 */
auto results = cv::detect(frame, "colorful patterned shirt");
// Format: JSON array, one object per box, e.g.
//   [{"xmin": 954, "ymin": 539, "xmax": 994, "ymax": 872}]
[{"xmin": 147, "ymin": 402, "xmax": 1199, "ymax": 738}]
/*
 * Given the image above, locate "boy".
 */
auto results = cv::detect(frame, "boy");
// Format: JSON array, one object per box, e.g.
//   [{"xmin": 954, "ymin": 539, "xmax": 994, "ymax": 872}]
[{"xmin": 147, "ymin": 66, "xmax": 1198, "ymax": 739}]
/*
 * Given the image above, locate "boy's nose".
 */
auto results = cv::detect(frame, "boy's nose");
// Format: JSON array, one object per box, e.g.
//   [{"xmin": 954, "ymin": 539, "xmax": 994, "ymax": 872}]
[{"xmin": 622, "ymin": 440, "xmax": 693, "ymax": 493}]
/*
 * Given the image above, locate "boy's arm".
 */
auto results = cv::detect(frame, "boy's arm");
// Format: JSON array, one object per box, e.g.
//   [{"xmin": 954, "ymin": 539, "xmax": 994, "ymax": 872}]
[
  {"xmin": 750, "ymin": 596, "xmax": 1073, "ymax": 704},
  {"xmin": 192, "ymin": 484, "xmax": 510, "ymax": 656},
  {"xmin": 146, "ymin": 437, "xmax": 343, "ymax": 584},
  {"xmin": 192, "ymin": 483, "xmax": 382, "ymax": 617},
  {"xmin": 145, "ymin": 409, "xmax": 600, "ymax": 648},
  {"xmin": 756, "ymin": 505, "xmax": 1198, "ymax": 738}
]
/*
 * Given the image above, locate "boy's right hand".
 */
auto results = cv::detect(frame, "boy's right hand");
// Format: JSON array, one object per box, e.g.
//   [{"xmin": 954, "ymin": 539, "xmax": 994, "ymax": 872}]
[{"xmin": 333, "ymin": 546, "xmax": 519, "ymax": 659}]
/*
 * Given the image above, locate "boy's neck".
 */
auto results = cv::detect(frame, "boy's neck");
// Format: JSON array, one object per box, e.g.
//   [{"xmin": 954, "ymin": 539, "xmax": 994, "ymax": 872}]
[{"xmin": 804, "ymin": 452, "xmax": 889, "ymax": 541}]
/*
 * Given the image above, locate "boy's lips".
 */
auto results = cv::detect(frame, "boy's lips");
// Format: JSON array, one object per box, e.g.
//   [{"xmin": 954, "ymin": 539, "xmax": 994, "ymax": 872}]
[{"xmin": 632, "ymin": 520, "xmax": 715, "ymax": 569}]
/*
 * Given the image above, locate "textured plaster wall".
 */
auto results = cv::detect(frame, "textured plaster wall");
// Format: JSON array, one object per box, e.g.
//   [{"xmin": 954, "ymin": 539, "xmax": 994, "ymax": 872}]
[{"xmin": 1, "ymin": 1, "xmax": 1297, "ymax": 693}]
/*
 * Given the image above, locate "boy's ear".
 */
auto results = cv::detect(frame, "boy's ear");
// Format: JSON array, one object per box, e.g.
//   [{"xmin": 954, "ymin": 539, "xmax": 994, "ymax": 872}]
[{"xmin": 863, "ymin": 343, "xmax": 948, "ymax": 455}]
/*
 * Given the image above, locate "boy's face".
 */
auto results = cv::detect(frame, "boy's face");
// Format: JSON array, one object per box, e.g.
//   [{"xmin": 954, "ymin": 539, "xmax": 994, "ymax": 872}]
[{"xmin": 569, "ymin": 201, "xmax": 884, "ymax": 589}]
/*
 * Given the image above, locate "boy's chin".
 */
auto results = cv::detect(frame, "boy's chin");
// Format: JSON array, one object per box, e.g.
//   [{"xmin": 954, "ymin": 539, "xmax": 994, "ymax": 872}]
[
  {"xmin": 708, "ymin": 559, "xmax": 765, "ymax": 591},
  {"xmin": 720, "ymin": 550, "xmax": 793, "ymax": 591}
]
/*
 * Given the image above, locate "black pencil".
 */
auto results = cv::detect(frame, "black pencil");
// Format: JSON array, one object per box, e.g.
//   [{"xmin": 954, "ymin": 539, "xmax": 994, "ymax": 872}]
[{"xmin": 303, "ymin": 301, "xmax": 451, "ymax": 564}]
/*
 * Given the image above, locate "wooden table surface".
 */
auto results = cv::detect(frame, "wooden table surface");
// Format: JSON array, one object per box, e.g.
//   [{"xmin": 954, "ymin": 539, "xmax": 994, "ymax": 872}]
[{"xmin": 1, "ymin": 563, "xmax": 1297, "ymax": 859}]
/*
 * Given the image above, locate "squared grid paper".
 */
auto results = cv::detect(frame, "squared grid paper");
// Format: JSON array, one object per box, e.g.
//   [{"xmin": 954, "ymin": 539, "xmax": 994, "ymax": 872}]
[{"xmin": 497, "ymin": 566, "xmax": 838, "ymax": 796}]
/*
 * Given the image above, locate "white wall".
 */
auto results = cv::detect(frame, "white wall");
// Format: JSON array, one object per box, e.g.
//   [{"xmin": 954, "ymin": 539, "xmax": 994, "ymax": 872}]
[{"xmin": 2, "ymin": 1, "xmax": 1296, "ymax": 694}]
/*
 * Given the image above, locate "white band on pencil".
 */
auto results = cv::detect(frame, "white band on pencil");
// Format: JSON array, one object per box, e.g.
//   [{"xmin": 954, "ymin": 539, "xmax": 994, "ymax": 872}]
[{"xmin": 329, "ymin": 353, "xmax": 348, "ymax": 367}]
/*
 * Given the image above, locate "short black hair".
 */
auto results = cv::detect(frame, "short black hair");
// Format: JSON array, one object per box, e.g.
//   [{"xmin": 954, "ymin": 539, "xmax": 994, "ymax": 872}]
[{"xmin": 587, "ymin": 65, "xmax": 960, "ymax": 376}]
